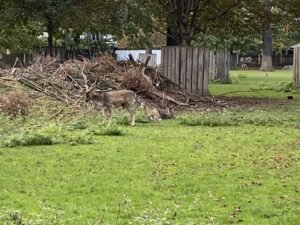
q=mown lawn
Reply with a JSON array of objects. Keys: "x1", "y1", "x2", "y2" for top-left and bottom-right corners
[
  {"x1": 209, "y1": 69, "x2": 300, "y2": 99},
  {"x1": 0, "y1": 70, "x2": 300, "y2": 225}
]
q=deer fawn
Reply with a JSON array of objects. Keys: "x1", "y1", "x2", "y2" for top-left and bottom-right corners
[
  {"x1": 88, "y1": 90, "x2": 137, "y2": 126},
  {"x1": 142, "y1": 103, "x2": 161, "y2": 122}
]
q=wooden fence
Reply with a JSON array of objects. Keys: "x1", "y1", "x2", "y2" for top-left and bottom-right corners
[
  {"x1": 293, "y1": 47, "x2": 300, "y2": 86},
  {"x1": 209, "y1": 50, "x2": 231, "y2": 82},
  {"x1": 0, "y1": 53, "x2": 32, "y2": 68},
  {"x1": 161, "y1": 47, "x2": 210, "y2": 95}
]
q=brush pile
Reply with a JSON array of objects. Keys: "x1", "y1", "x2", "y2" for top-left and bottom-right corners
[{"x1": 0, "y1": 54, "x2": 192, "y2": 114}]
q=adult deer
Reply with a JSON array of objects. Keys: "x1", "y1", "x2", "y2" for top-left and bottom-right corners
[{"x1": 87, "y1": 89, "x2": 138, "y2": 126}]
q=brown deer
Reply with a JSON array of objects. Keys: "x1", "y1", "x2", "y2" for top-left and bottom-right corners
[
  {"x1": 142, "y1": 103, "x2": 161, "y2": 122},
  {"x1": 88, "y1": 90, "x2": 138, "y2": 126}
]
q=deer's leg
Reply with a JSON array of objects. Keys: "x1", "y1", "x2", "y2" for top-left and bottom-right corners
[
  {"x1": 103, "y1": 106, "x2": 112, "y2": 123},
  {"x1": 125, "y1": 105, "x2": 135, "y2": 126}
]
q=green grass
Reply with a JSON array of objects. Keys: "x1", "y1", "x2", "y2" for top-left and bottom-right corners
[
  {"x1": 0, "y1": 105, "x2": 300, "y2": 224},
  {"x1": 209, "y1": 70, "x2": 300, "y2": 99},
  {"x1": 0, "y1": 70, "x2": 300, "y2": 224}
]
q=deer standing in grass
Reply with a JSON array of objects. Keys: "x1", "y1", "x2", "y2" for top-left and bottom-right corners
[{"x1": 88, "y1": 90, "x2": 137, "y2": 126}]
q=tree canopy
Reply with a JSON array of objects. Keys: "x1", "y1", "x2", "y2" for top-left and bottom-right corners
[{"x1": 0, "y1": 0, "x2": 300, "y2": 58}]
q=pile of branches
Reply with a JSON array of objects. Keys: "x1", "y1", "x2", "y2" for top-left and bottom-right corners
[{"x1": 0, "y1": 54, "x2": 190, "y2": 114}]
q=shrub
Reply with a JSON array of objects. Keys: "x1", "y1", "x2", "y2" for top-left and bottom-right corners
[
  {"x1": 0, "y1": 91, "x2": 32, "y2": 117},
  {"x1": 241, "y1": 111, "x2": 282, "y2": 126},
  {"x1": 250, "y1": 81, "x2": 294, "y2": 93},
  {"x1": 64, "y1": 133, "x2": 95, "y2": 145},
  {"x1": 90, "y1": 122, "x2": 127, "y2": 136},
  {"x1": 2, "y1": 131, "x2": 55, "y2": 147},
  {"x1": 209, "y1": 78, "x2": 232, "y2": 84},
  {"x1": 179, "y1": 112, "x2": 238, "y2": 127}
]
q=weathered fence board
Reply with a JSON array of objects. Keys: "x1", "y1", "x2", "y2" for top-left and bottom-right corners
[
  {"x1": 230, "y1": 53, "x2": 239, "y2": 70},
  {"x1": 186, "y1": 47, "x2": 193, "y2": 92},
  {"x1": 180, "y1": 47, "x2": 187, "y2": 90},
  {"x1": 175, "y1": 47, "x2": 180, "y2": 84},
  {"x1": 293, "y1": 47, "x2": 300, "y2": 86},
  {"x1": 162, "y1": 47, "x2": 210, "y2": 95},
  {"x1": 209, "y1": 50, "x2": 216, "y2": 80},
  {"x1": 208, "y1": 50, "x2": 230, "y2": 82},
  {"x1": 197, "y1": 48, "x2": 205, "y2": 95},
  {"x1": 215, "y1": 51, "x2": 230, "y2": 82},
  {"x1": 203, "y1": 48, "x2": 210, "y2": 94},
  {"x1": 192, "y1": 48, "x2": 199, "y2": 93}
]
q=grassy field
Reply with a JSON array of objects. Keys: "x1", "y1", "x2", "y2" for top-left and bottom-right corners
[
  {"x1": 0, "y1": 70, "x2": 300, "y2": 225},
  {"x1": 209, "y1": 70, "x2": 300, "y2": 99}
]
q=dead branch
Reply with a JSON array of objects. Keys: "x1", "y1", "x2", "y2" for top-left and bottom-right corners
[{"x1": 151, "y1": 91, "x2": 188, "y2": 106}]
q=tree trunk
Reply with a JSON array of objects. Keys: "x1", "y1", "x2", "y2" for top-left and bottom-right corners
[
  {"x1": 260, "y1": 25, "x2": 273, "y2": 71},
  {"x1": 260, "y1": 0, "x2": 273, "y2": 72},
  {"x1": 166, "y1": 27, "x2": 177, "y2": 46},
  {"x1": 47, "y1": 19, "x2": 54, "y2": 56}
]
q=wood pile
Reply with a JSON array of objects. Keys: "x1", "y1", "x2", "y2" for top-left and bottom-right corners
[{"x1": 0, "y1": 55, "x2": 191, "y2": 114}]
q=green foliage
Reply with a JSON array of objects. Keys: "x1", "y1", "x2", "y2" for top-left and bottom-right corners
[
  {"x1": 250, "y1": 81, "x2": 295, "y2": 92},
  {"x1": 209, "y1": 78, "x2": 233, "y2": 84},
  {"x1": 179, "y1": 111, "x2": 238, "y2": 127},
  {"x1": 89, "y1": 121, "x2": 127, "y2": 136},
  {"x1": 241, "y1": 111, "x2": 283, "y2": 126},
  {"x1": 179, "y1": 108, "x2": 300, "y2": 127},
  {"x1": 2, "y1": 131, "x2": 55, "y2": 147}
]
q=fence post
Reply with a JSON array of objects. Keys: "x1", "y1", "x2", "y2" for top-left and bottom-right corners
[{"x1": 293, "y1": 47, "x2": 300, "y2": 87}]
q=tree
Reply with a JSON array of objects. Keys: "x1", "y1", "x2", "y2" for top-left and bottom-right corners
[
  {"x1": 123, "y1": 0, "x2": 241, "y2": 47},
  {"x1": 260, "y1": 0, "x2": 273, "y2": 71}
]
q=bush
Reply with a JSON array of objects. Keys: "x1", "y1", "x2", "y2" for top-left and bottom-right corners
[
  {"x1": 209, "y1": 78, "x2": 232, "y2": 84},
  {"x1": 241, "y1": 111, "x2": 282, "y2": 126},
  {"x1": 250, "y1": 81, "x2": 294, "y2": 93},
  {"x1": 64, "y1": 133, "x2": 95, "y2": 145},
  {"x1": 90, "y1": 122, "x2": 127, "y2": 136},
  {"x1": 0, "y1": 91, "x2": 32, "y2": 117},
  {"x1": 179, "y1": 112, "x2": 238, "y2": 127},
  {"x1": 179, "y1": 110, "x2": 286, "y2": 127},
  {"x1": 2, "y1": 131, "x2": 55, "y2": 147}
]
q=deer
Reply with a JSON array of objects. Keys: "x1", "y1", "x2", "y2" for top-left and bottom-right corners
[
  {"x1": 87, "y1": 89, "x2": 138, "y2": 126},
  {"x1": 142, "y1": 103, "x2": 161, "y2": 122}
]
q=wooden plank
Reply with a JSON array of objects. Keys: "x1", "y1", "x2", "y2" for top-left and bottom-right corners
[
  {"x1": 191, "y1": 47, "x2": 199, "y2": 94},
  {"x1": 162, "y1": 47, "x2": 167, "y2": 78},
  {"x1": 197, "y1": 48, "x2": 204, "y2": 95},
  {"x1": 171, "y1": 47, "x2": 176, "y2": 82},
  {"x1": 226, "y1": 51, "x2": 231, "y2": 80},
  {"x1": 215, "y1": 51, "x2": 220, "y2": 80},
  {"x1": 180, "y1": 47, "x2": 187, "y2": 89},
  {"x1": 167, "y1": 47, "x2": 172, "y2": 80},
  {"x1": 294, "y1": 48, "x2": 300, "y2": 86},
  {"x1": 202, "y1": 48, "x2": 210, "y2": 95},
  {"x1": 296, "y1": 48, "x2": 299, "y2": 85},
  {"x1": 186, "y1": 47, "x2": 193, "y2": 92},
  {"x1": 209, "y1": 50, "x2": 215, "y2": 80},
  {"x1": 175, "y1": 46, "x2": 181, "y2": 84}
]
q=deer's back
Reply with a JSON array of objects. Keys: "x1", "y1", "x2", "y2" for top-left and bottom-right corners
[{"x1": 102, "y1": 90, "x2": 135, "y2": 107}]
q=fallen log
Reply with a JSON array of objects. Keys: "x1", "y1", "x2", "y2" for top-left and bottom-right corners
[{"x1": 151, "y1": 91, "x2": 188, "y2": 106}]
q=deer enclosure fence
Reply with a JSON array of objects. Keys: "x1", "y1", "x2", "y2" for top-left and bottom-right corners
[{"x1": 161, "y1": 47, "x2": 210, "y2": 95}]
